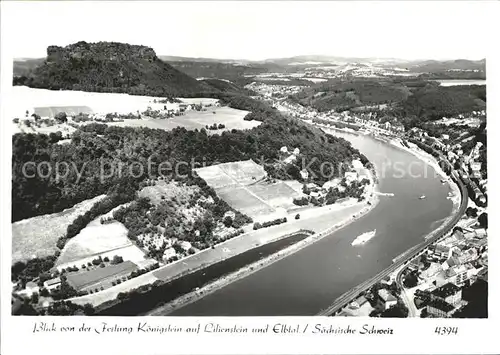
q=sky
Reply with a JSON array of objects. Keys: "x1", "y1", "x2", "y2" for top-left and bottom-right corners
[{"x1": 2, "y1": 1, "x2": 492, "y2": 61}]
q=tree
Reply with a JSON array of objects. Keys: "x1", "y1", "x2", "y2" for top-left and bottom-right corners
[
  {"x1": 39, "y1": 287, "x2": 50, "y2": 297},
  {"x1": 478, "y1": 213, "x2": 488, "y2": 229},
  {"x1": 403, "y1": 272, "x2": 418, "y2": 288},
  {"x1": 111, "y1": 255, "x2": 124, "y2": 265},
  {"x1": 295, "y1": 214, "x2": 300, "y2": 220},
  {"x1": 223, "y1": 216, "x2": 233, "y2": 228},
  {"x1": 55, "y1": 112, "x2": 68, "y2": 123},
  {"x1": 83, "y1": 303, "x2": 95, "y2": 315},
  {"x1": 381, "y1": 303, "x2": 408, "y2": 318},
  {"x1": 466, "y1": 207, "x2": 478, "y2": 218}
]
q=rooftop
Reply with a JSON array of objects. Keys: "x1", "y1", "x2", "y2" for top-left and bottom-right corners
[
  {"x1": 432, "y1": 282, "x2": 461, "y2": 299},
  {"x1": 378, "y1": 288, "x2": 397, "y2": 302}
]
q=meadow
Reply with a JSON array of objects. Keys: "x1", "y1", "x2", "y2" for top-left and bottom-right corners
[
  {"x1": 107, "y1": 106, "x2": 259, "y2": 132},
  {"x1": 12, "y1": 195, "x2": 106, "y2": 263}
]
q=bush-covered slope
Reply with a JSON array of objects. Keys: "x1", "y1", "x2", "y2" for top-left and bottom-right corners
[{"x1": 13, "y1": 41, "x2": 215, "y2": 97}]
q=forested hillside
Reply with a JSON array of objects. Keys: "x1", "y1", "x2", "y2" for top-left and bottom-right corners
[
  {"x1": 12, "y1": 110, "x2": 367, "y2": 222},
  {"x1": 12, "y1": 41, "x2": 215, "y2": 97}
]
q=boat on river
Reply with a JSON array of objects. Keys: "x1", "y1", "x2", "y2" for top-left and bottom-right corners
[
  {"x1": 419, "y1": 195, "x2": 426, "y2": 200},
  {"x1": 351, "y1": 229, "x2": 377, "y2": 246}
]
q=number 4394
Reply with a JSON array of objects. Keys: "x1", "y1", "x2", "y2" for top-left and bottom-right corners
[{"x1": 435, "y1": 327, "x2": 458, "y2": 335}]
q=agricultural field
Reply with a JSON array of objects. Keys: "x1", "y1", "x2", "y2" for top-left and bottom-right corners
[
  {"x1": 13, "y1": 120, "x2": 77, "y2": 136},
  {"x1": 193, "y1": 165, "x2": 237, "y2": 189},
  {"x1": 9, "y1": 86, "x2": 169, "y2": 118},
  {"x1": 65, "y1": 260, "x2": 139, "y2": 293},
  {"x1": 107, "y1": 106, "x2": 259, "y2": 132},
  {"x1": 196, "y1": 160, "x2": 300, "y2": 221},
  {"x1": 195, "y1": 159, "x2": 267, "y2": 187},
  {"x1": 216, "y1": 186, "x2": 276, "y2": 217},
  {"x1": 217, "y1": 160, "x2": 267, "y2": 184},
  {"x1": 11, "y1": 194, "x2": 107, "y2": 263},
  {"x1": 55, "y1": 218, "x2": 146, "y2": 268},
  {"x1": 247, "y1": 181, "x2": 300, "y2": 209}
]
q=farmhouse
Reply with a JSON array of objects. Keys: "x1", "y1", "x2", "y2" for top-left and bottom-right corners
[{"x1": 43, "y1": 277, "x2": 61, "y2": 291}]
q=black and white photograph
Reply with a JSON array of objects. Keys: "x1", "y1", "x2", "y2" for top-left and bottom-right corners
[{"x1": 1, "y1": 0, "x2": 493, "y2": 334}]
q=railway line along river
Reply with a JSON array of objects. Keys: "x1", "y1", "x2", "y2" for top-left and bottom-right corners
[{"x1": 165, "y1": 130, "x2": 455, "y2": 316}]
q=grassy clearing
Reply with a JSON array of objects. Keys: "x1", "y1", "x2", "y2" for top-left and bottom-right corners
[
  {"x1": 107, "y1": 107, "x2": 259, "y2": 132},
  {"x1": 138, "y1": 180, "x2": 200, "y2": 206},
  {"x1": 12, "y1": 195, "x2": 106, "y2": 263},
  {"x1": 195, "y1": 159, "x2": 266, "y2": 188},
  {"x1": 56, "y1": 220, "x2": 135, "y2": 266},
  {"x1": 216, "y1": 186, "x2": 275, "y2": 217},
  {"x1": 247, "y1": 181, "x2": 300, "y2": 209}
]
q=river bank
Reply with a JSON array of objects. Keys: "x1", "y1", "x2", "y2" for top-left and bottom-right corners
[
  {"x1": 386, "y1": 137, "x2": 461, "y2": 211},
  {"x1": 148, "y1": 168, "x2": 380, "y2": 315}
]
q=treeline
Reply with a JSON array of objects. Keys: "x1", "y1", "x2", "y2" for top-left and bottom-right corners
[
  {"x1": 253, "y1": 217, "x2": 287, "y2": 230},
  {"x1": 14, "y1": 298, "x2": 96, "y2": 316},
  {"x1": 292, "y1": 79, "x2": 410, "y2": 113},
  {"x1": 395, "y1": 85, "x2": 486, "y2": 123},
  {"x1": 13, "y1": 105, "x2": 366, "y2": 221},
  {"x1": 57, "y1": 183, "x2": 137, "y2": 249}
]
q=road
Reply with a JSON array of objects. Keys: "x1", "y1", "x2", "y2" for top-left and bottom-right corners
[
  {"x1": 317, "y1": 143, "x2": 468, "y2": 316},
  {"x1": 396, "y1": 266, "x2": 418, "y2": 317}
]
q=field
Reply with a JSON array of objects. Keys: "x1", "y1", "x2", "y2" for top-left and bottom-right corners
[
  {"x1": 247, "y1": 181, "x2": 300, "y2": 209},
  {"x1": 138, "y1": 180, "x2": 200, "y2": 206},
  {"x1": 216, "y1": 186, "x2": 276, "y2": 217},
  {"x1": 107, "y1": 106, "x2": 259, "y2": 132},
  {"x1": 66, "y1": 261, "x2": 139, "y2": 292},
  {"x1": 9, "y1": 86, "x2": 171, "y2": 118},
  {"x1": 11, "y1": 194, "x2": 107, "y2": 263},
  {"x1": 55, "y1": 216, "x2": 147, "y2": 269},
  {"x1": 195, "y1": 160, "x2": 301, "y2": 221},
  {"x1": 195, "y1": 159, "x2": 267, "y2": 187}
]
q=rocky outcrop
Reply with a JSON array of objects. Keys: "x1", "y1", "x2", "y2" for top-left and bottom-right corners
[{"x1": 15, "y1": 41, "x2": 216, "y2": 97}]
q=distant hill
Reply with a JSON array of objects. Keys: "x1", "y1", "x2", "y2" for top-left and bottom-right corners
[
  {"x1": 13, "y1": 41, "x2": 215, "y2": 97},
  {"x1": 165, "y1": 60, "x2": 273, "y2": 80},
  {"x1": 200, "y1": 78, "x2": 256, "y2": 95},
  {"x1": 407, "y1": 59, "x2": 486, "y2": 73}
]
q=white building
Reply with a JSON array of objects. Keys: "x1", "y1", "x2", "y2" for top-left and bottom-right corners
[
  {"x1": 180, "y1": 241, "x2": 192, "y2": 251},
  {"x1": 43, "y1": 277, "x2": 61, "y2": 292},
  {"x1": 162, "y1": 248, "x2": 176, "y2": 262},
  {"x1": 378, "y1": 289, "x2": 397, "y2": 310}
]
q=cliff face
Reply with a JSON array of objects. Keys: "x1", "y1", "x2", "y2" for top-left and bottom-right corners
[
  {"x1": 46, "y1": 41, "x2": 157, "y2": 63},
  {"x1": 15, "y1": 41, "x2": 215, "y2": 97}
]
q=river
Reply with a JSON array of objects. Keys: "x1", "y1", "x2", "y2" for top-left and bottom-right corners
[
  {"x1": 169, "y1": 131, "x2": 454, "y2": 316},
  {"x1": 433, "y1": 79, "x2": 486, "y2": 86}
]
